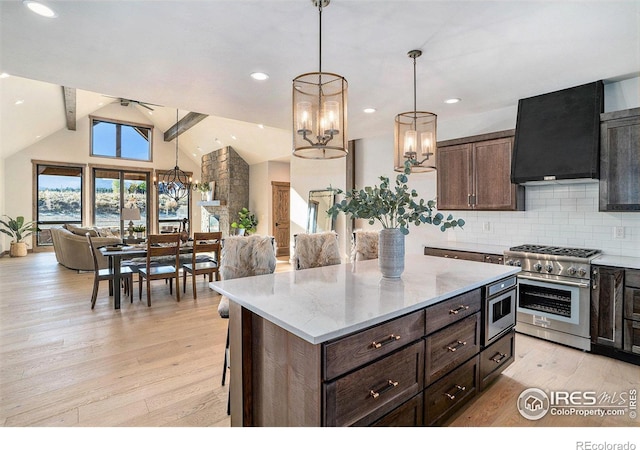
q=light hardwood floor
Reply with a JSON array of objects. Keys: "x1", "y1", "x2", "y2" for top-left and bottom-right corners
[{"x1": 1, "y1": 252, "x2": 638, "y2": 429}]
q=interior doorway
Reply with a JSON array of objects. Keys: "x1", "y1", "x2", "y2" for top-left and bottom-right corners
[{"x1": 271, "y1": 181, "x2": 290, "y2": 257}]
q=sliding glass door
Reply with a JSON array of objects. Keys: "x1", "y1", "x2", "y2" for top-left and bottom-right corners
[{"x1": 93, "y1": 168, "x2": 149, "y2": 237}]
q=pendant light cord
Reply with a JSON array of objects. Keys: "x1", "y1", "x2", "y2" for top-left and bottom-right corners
[
  {"x1": 413, "y1": 54, "x2": 417, "y2": 128},
  {"x1": 175, "y1": 109, "x2": 179, "y2": 168}
]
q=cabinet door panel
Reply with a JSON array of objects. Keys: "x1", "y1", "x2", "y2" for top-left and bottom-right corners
[
  {"x1": 437, "y1": 144, "x2": 473, "y2": 210},
  {"x1": 591, "y1": 267, "x2": 624, "y2": 348},
  {"x1": 474, "y1": 138, "x2": 518, "y2": 210},
  {"x1": 600, "y1": 110, "x2": 640, "y2": 211}
]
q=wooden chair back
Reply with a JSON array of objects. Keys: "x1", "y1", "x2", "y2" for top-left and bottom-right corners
[
  {"x1": 146, "y1": 233, "x2": 181, "y2": 266},
  {"x1": 86, "y1": 233, "x2": 101, "y2": 273},
  {"x1": 191, "y1": 232, "x2": 222, "y2": 264}
]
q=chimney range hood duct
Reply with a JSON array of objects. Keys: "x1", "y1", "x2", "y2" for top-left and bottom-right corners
[{"x1": 511, "y1": 81, "x2": 604, "y2": 185}]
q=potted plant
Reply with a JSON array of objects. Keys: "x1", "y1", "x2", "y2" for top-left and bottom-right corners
[
  {"x1": 132, "y1": 225, "x2": 146, "y2": 239},
  {"x1": 231, "y1": 207, "x2": 258, "y2": 235},
  {"x1": 198, "y1": 181, "x2": 212, "y2": 201},
  {"x1": 0, "y1": 215, "x2": 39, "y2": 257},
  {"x1": 327, "y1": 160, "x2": 465, "y2": 277}
]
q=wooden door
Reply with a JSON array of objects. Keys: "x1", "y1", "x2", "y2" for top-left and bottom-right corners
[
  {"x1": 436, "y1": 144, "x2": 473, "y2": 210},
  {"x1": 473, "y1": 137, "x2": 517, "y2": 210},
  {"x1": 272, "y1": 182, "x2": 290, "y2": 257}
]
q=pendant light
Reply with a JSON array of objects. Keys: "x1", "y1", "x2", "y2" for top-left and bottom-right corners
[
  {"x1": 292, "y1": 0, "x2": 348, "y2": 159},
  {"x1": 155, "y1": 109, "x2": 192, "y2": 202},
  {"x1": 394, "y1": 50, "x2": 437, "y2": 172}
]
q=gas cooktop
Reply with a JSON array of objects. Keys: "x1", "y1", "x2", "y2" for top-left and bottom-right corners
[{"x1": 508, "y1": 244, "x2": 601, "y2": 259}]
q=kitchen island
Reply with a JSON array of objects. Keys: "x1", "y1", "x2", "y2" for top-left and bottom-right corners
[{"x1": 210, "y1": 255, "x2": 520, "y2": 426}]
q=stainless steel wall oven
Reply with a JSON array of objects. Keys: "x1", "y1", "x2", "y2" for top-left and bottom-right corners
[{"x1": 484, "y1": 275, "x2": 517, "y2": 346}]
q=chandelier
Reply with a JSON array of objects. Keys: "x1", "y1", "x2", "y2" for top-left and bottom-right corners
[
  {"x1": 156, "y1": 109, "x2": 192, "y2": 202},
  {"x1": 292, "y1": 0, "x2": 348, "y2": 159},
  {"x1": 394, "y1": 49, "x2": 437, "y2": 173}
]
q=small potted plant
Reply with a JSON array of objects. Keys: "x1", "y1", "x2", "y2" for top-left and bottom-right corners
[
  {"x1": 132, "y1": 225, "x2": 146, "y2": 239},
  {"x1": 231, "y1": 207, "x2": 258, "y2": 235},
  {"x1": 198, "y1": 181, "x2": 212, "y2": 201},
  {"x1": 0, "y1": 215, "x2": 39, "y2": 257},
  {"x1": 327, "y1": 160, "x2": 465, "y2": 277}
]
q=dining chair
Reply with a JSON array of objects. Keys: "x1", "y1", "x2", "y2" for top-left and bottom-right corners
[
  {"x1": 350, "y1": 230, "x2": 379, "y2": 262},
  {"x1": 182, "y1": 231, "x2": 222, "y2": 299},
  {"x1": 217, "y1": 234, "x2": 277, "y2": 415},
  {"x1": 293, "y1": 231, "x2": 341, "y2": 270},
  {"x1": 138, "y1": 233, "x2": 181, "y2": 307},
  {"x1": 86, "y1": 233, "x2": 133, "y2": 309}
]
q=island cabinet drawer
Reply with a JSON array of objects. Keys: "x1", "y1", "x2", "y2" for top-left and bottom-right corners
[
  {"x1": 626, "y1": 269, "x2": 640, "y2": 288},
  {"x1": 371, "y1": 393, "x2": 424, "y2": 427},
  {"x1": 479, "y1": 328, "x2": 515, "y2": 391},
  {"x1": 324, "y1": 341, "x2": 424, "y2": 427},
  {"x1": 425, "y1": 289, "x2": 481, "y2": 335},
  {"x1": 625, "y1": 285, "x2": 640, "y2": 322},
  {"x1": 425, "y1": 312, "x2": 481, "y2": 386},
  {"x1": 323, "y1": 310, "x2": 425, "y2": 380},
  {"x1": 424, "y1": 355, "x2": 479, "y2": 426}
]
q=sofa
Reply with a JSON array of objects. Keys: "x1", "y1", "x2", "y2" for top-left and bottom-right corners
[{"x1": 51, "y1": 225, "x2": 122, "y2": 271}]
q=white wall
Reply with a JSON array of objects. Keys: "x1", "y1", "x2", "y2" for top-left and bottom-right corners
[
  {"x1": 249, "y1": 160, "x2": 290, "y2": 237},
  {"x1": 354, "y1": 76, "x2": 640, "y2": 257},
  {"x1": 1, "y1": 103, "x2": 202, "y2": 251}
]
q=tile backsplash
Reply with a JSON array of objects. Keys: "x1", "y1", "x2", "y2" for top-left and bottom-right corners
[{"x1": 446, "y1": 182, "x2": 640, "y2": 257}]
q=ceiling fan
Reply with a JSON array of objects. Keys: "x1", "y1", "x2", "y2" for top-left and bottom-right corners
[{"x1": 103, "y1": 95, "x2": 162, "y2": 111}]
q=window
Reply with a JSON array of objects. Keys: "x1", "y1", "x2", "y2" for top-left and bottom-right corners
[
  {"x1": 156, "y1": 170, "x2": 191, "y2": 233},
  {"x1": 90, "y1": 116, "x2": 152, "y2": 161},
  {"x1": 93, "y1": 168, "x2": 149, "y2": 238},
  {"x1": 35, "y1": 163, "x2": 84, "y2": 246}
]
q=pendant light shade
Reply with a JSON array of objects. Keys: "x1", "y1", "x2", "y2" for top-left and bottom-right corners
[
  {"x1": 292, "y1": 0, "x2": 348, "y2": 159},
  {"x1": 394, "y1": 50, "x2": 437, "y2": 173}
]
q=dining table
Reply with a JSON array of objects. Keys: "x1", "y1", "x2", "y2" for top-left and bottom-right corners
[{"x1": 99, "y1": 243, "x2": 194, "y2": 309}]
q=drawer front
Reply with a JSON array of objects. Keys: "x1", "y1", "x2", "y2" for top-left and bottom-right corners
[
  {"x1": 479, "y1": 328, "x2": 515, "y2": 391},
  {"x1": 626, "y1": 269, "x2": 640, "y2": 289},
  {"x1": 623, "y1": 319, "x2": 640, "y2": 355},
  {"x1": 625, "y1": 286, "x2": 640, "y2": 321},
  {"x1": 371, "y1": 393, "x2": 424, "y2": 427},
  {"x1": 483, "y1": 253, "x2": 504, "y2": 265},
  {"x1": 424, "y1": 248, "x2": 486, "y2": 262},
  {"x1": 425, "y1": 312, "x2": 481, "y2": 385},
  {"x1": 424, "y1": 355, "x2": 479, "y2": 426},
  {"x1": 324, "y1": 310, "x2": 424, "y2": 380},
  {"x1": 425, "y1": 289, "x2": 481, "y2": 335},
  {"x1": 324, "y1": 341, "x2": 424, "y2": 427}
]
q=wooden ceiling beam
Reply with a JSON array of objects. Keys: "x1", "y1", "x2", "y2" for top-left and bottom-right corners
[
  {"x1": 62, "y1": 86, "x2": 76, "y2": 131},
  {"x1": 164, "y1": 112, "x2": 208, "y2": 141}
]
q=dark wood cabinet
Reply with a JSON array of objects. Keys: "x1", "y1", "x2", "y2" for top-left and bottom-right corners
[
  {"x1": 591, "y1": 266, "x2": 624, "y2": 348},
  {"x1": 624, "y1": 269, "x2": 640, "y2": 355},
  {"x1": 437, "y1": 130, "x2": 524, "y2": 211},
  {"x1": 479, "y1": 329, "x2": 515, "y2": 391},
  {"x1": 599, "y1": 108, "x2": 640, "y2": 211}
]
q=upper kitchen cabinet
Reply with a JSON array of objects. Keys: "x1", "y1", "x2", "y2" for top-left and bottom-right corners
[
  {"x1": 599, "y1": 108, "x2": 640, "y2": 212},
  {"x1": 437, "y1": 130, "x2": 524, "y2": 211}
]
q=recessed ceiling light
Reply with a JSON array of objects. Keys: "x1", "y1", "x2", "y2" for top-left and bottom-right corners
[
  {"x1": 23, "y1": 1, "x2": 58, "y2": 18},
  {"x1": 250, "y1": 72, "x2": 269, "y2": 81},
  {"x1": 257, "y1": 124, "x2": 264, "y2": 129},
  {"x1": 0, "y1": 73, "x2": 10, "y2": 79},
  {"x1": 15, "y1": 99, "x2": 24, "y2": 105},
  {"x1": 363, "y1": 108, "x2": 376, "y2": 114},
  {"x1": 231, "y1": 135, "x2": 237, "y2": 140},
  {"x1": 444, "y1": 98, "x2": 461, "y2": 104}
]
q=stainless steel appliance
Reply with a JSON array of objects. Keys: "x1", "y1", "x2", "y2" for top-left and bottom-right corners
[
  {"x1": 504, "y1": 244, "x2": 601, "y2": 351},
  {"x1": 484, "y1": 275, "x2": 517, "y2": 346}
]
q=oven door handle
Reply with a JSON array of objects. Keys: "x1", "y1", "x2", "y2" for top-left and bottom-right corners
[{"x1": 517, "y1": 274, "x2": 589, "y2": 289}]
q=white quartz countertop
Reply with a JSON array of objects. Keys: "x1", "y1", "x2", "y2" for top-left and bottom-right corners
[
  {"x1": 593, "y1": 254, "x2": 640, "y2": 270},
  {"x1": 423, "y1": 242, "x2": 508, "y2": 255},
  {"x1": 209, "y1": 255, "x2": 520, "y2": 345}
]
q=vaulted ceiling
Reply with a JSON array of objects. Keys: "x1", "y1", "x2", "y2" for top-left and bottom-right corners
[{"x1": 1, "y1": 0, "x2": 638, "y2": 166}]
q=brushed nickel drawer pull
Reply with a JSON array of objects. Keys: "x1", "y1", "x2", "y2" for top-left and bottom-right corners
[
  {"x1": 449, "y1": 305, "x2": 469, "y2": 315},
  {"x1": 444, "y1": 384, "x2": 467, "y2": 400},
  {"x1": 447, "y1": 340, "x2": 467, "y2": 352},
  {"x1": 369, "y1": 380, "x2": 399, "y2": 399},
  {"x1": 491, "y1": 352, "x2": 507, "y2": 363},
  {"x1": 371, "y1": 334, "x2": 401, "y2": 349}
]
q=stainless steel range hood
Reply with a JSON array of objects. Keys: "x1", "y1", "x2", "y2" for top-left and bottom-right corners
[{"x1": 511, "y1": 81, "x2": 604, "y2": 185}]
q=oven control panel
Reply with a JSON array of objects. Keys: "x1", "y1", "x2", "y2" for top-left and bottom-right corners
[{"x1": 504, "y1": 257, "x2": 590, "y2": 279}]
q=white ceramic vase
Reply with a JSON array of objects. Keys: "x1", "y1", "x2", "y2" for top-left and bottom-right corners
[{"x1": 378, "y1": 228, "x2": 405, "y2": 278}]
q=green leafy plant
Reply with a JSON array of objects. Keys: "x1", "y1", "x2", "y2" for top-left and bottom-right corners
[
  {"x1": 132, "y1": 225, "x2": 146, "y2": 233},
  {"x1": 0, "y1": 215, "x2": 39, "y2": 243},
  {"x1": 231, "y1": 207, "x2": 258, "y2": 235},
  {"x1": 197, "y1": 181, "x2": 211, "y2": 193},
  {"x1": 327, "y1": 160, "x2": 465, "y2": 235}
]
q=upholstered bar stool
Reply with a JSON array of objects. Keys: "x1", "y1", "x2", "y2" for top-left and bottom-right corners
[
  {"x1": 292, "y1": 231, "x2": 341, "y2": 270},
  {"x1": 350, "y1": 230, "x2": 379, "y2": 263}
]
